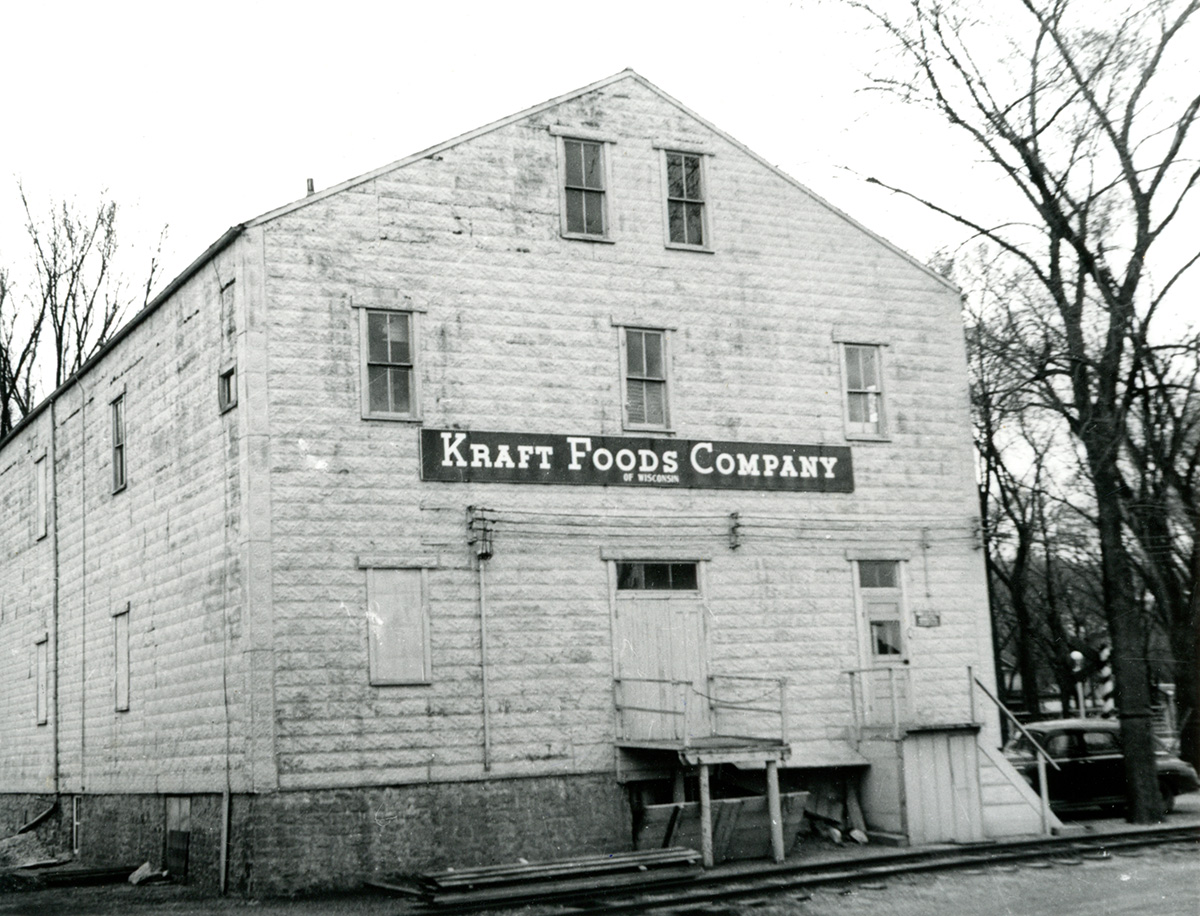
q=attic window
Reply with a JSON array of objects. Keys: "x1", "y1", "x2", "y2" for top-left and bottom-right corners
[
  {"x1": 662, "y1": 150, "x2": 710, "y2": 249},
  {"x1": 558, "y1": 137, "x2": 612, "y2": 241}
]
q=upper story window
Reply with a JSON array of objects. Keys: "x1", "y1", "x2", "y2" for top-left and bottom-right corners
[
  {"x1": 665, "y1": 151, "x2": 707, "y2": 247},
  {"x1": 841, "y1": 343, "x2": 887, "y2": 439},
  {"x1": 35, "y1": 455, "x2": 48, "y2": 540},
  {"x1": 217, "y1": 361, "x2": 237, "y2": 413},
  {"x1": 361, "y1": 308, "x2": 419, "y2": 420},
  {"x1": 621, "y1": 326, "x2": 671, "y2": 430},
  {"x1": 560, "y1": 137, "x2": 610, "y2": 240},
  {"x1": 111, "y1": 394, "x2": 126, "y2": 493}
]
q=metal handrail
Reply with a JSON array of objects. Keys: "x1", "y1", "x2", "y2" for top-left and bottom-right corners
[
  {"x1": 971, "y1": 675, "x2": 1060, "y2": 772},
  {"x1": 969, "y1": 669, "x2": 1060, "y2": 836}
]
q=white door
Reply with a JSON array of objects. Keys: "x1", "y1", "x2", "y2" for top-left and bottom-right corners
[
  {"x1": 613, "y1": 563, "x2": 708, "y2": 742},
  {"x1": 855, "y1": 561, "x2": 910, "y2": 725}
]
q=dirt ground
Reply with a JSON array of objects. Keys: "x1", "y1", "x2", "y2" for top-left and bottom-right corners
[
  {"x1": 1, "y1": 841, "x2": 1196, "y2": 916},
  {"x1": 2, "y1": 797, "x2": 1197, "y2": 916}
]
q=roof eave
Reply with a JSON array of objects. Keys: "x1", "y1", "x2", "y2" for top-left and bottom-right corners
[{"x1": 0, "y1": 224, "x2": 245, "y2": 452}]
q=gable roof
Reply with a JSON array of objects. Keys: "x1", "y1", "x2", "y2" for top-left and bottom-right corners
[
  {"x1": 247, "y1": 69, "x2": 957, "y2": 294},
  {"x1": 2, "y1": 69, "x2": 955, "y2": 451}
]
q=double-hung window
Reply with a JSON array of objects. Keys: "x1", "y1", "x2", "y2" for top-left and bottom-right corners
[
  {"x1": 361, "y1": 308, "x2": 418, "y2": 420},
  {"x1": 622, "y1": 327, "x2": 670, "y2": 429},
  {"x1": 842, "y1": 343, "x2": 887, "y2": 438},
  {"x1": 561, "y1": 138, "x2": 608, "y2": 239},
  {"x1": 665, "y1": 151, "x2": 707, "y2": 247}
]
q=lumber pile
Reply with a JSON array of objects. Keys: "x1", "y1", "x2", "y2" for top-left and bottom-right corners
[{"x1": 369, "y1": 847, "x2": 702, "y2": 907}]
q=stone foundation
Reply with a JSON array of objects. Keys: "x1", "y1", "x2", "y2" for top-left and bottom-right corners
[{"x1": 1, "y1": 773, "x2": 629, "y2": 895}]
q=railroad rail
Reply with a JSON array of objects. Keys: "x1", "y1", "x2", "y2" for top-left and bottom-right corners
[{"x1": 409, "y1": 824, "x2": 1200, "y2": 914}]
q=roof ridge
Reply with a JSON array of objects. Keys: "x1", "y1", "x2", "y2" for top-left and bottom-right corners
[{"x1": 246, "y1": 69, "x2": 643, "y2": 228}]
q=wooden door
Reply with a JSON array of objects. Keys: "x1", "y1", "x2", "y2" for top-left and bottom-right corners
[
  {"x1": 614, "y1": 594, "x2": 708, "y2": 742},
  {"x1": 862, "y1": 595, "x2": 910, "y2": 725}
]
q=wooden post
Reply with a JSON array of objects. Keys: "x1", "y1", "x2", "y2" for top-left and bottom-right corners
[
  {"x1": 889, "y1": 668, "x2": 900, "y2": 739},
  {"x1": 1036, "y1": 753, "x2": 1051, "y2": 836},
  {"x1": 848, "y1": 672, "x2": 860, "y2": 741},
  {"x1": 698, "y1": 763, "x2": 713, "y2": 868},
  {"x1": 766, "y1": 759, "x2": 784, "y2": 863},
  {"x1": 967, "y1": 665, "x2": 976, "y2": 723},
  {"x1": 673, "y1": 769, "x2": 686, "y2": 804},
  {"x1": 778, "y1": 678, "x2": 789, "y2": 746}
]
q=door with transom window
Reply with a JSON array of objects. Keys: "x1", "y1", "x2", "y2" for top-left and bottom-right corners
[
  {"x1": 612, "y1": 560, "x2": 709, "y2": 742},
  {"x1": 855, "y1": 559, "x2": 910, "y2": 724}
]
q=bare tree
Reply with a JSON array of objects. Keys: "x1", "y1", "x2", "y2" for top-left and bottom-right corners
[
  {"x1": 853, "y1": 0, "x2": 1200, "y2": 821},
  {"x1": 0, "y1": 186, "x2": 165, "y2": 438},
  {"x1": 1123, "y1": 339, "x2": 1200, "y2": 766},
  {"x1": 0, "y1": 267, "x2": 44, "y2": 436}
]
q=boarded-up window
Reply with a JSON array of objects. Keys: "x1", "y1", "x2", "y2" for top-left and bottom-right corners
[
  {"x1": 114, "y1": 606, "x2": 130, "y2": 711},
  {"x1": 366, "y1": 569, "x2": 430, "y2": 684},
  {"x1": 36, "y1": 637, "x2": 48, "y2": 725},
  {"x1": 111, "y1": 395, "x2": 126, "y2": 492},
  {"x1": 35, "y1": 455, "x2": 48, "y2": 540}
]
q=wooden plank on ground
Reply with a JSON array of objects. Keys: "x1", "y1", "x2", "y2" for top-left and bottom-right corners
[
  {"x1": 422, "y1": 848, "x2": 701, "y2": 890},
  {"x1": 423, "y1": 863, "x2": 703, "y2": 907}
]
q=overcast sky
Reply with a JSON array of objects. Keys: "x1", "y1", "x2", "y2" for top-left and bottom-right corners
[{"x1": 1, "y1": 0, "x2": 1194, "y2": 327}]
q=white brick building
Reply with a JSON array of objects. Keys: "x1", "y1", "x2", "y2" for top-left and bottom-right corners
[{"x1": 0, "y1": 71, "x2": 1036, "y2": 893}]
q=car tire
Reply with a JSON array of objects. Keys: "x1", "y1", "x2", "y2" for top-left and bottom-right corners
[{"x1": 1159, "y1": 781, "x2": 1176, "y2": 814}]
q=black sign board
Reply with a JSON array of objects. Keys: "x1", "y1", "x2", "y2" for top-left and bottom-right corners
[{"x1": 420, "y1": 429, "x2": 853, "y2": 492}]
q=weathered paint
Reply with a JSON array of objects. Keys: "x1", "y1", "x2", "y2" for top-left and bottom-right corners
[{"x1": 0, "y1": 72, "x2": 997, "y2": 891}]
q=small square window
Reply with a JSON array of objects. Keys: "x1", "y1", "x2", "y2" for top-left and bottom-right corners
[
  {"x1": 870, "y1": 620, "x2": 903, "y2": 656},
  {"x1": 621, "y1": 327, "x2": 670, "y2": 430},
  {"x1": 664, "y1": 151, "x2": 707, "y2": 247},
  {"x1": 217, "y1": 363, "x2": 237, "y2": 413},
  {"x1": 858, "y1": 560, "x2": 898, "y2": 589},
  {"x1": 360, "y1": 309, "x2": 419, "y2": 420}
]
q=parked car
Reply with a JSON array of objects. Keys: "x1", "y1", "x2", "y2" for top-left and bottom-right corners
[{"x1": 1003, "y1": 718, "x2": 1199, "y2": 813}]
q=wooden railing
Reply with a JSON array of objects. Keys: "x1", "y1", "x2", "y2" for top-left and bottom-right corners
[
  {"x1": 613, "y1": 675, "x2": 788, "y2": 744},
  {"x1": 844, "y1": 666, "x2": 911, "y2": 739},
  {"x1": 706, "y1": 674, "x2": 789, "y2": 745},
  {"x1": 613, "y1": 677, "x2": 691, "y2": 741}
]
